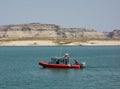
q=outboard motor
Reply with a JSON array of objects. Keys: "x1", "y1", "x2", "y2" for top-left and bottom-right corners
[{"x1": 80, "y1": 62, "x2": 86, "y2": 68}]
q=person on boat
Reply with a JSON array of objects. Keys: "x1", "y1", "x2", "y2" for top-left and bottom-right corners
[
  {"x1": 56, "y1": 59, "x2": 60, "y2": 64},
  {"x1": 74, "y1": 60, "x2": 79, "y2": 65},
  {"x1": 63, "y1": 53, "x2": 70, "y2": 64}
]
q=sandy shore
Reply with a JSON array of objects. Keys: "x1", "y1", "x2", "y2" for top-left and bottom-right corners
[
  {"x1": 0, "y1": 40, "x2": 57, "y2": 46},
  {"x1": 0, "y1": 40, "x2": 120, "y2": 46},
  {"x1": 67, "y1": 40, "x2": 120, "y2": 46}
]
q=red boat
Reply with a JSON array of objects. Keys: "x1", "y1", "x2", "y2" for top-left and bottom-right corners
[{"x1": 39, "y1": 53, "x2": 86, "y2": 69}]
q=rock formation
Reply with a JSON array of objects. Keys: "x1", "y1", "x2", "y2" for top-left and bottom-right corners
[
  {"x1": 108, "y1": 30, "x2": 120, "y2": 38},
  {"x1": 0, "y1": 23, "x2": 119, "y2": 39}
]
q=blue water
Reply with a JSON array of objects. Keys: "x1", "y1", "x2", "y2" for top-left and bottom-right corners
[{"x1": 0, "y1": 46, "x2": 120, "y2": 89}]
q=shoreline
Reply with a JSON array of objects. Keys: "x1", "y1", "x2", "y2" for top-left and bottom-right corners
[{"x1": 0, "y1": 40, "x2": 120, "y2": 46}]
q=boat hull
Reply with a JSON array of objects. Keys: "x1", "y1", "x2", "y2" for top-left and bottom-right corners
[{"x1": 39, "y1": 61, "x2": 81, "y2": 69}]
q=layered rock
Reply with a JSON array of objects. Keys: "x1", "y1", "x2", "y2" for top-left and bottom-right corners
[
  {"x1": 0, "y1": 23, "x2": 119, "y2": 39},
  {"x1": 108, "y1": 30, "x2": 120, "y2": 38},
  {"x1": 60, "y1": 28, "x2": 106, "y2": 38},
  {"x1": 0, "y1": 23, "x2": 60, "y2": 38}
]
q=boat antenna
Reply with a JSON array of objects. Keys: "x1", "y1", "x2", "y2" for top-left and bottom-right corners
[{"x1": 59, "y1": 45, "x2": 62, "y2": 56}]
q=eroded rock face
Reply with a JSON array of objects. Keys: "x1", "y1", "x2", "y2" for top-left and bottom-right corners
[
  {"x1": 0, "y1": 23, "x2": 119, "y2": 39},
  {"x1": 108, "y1": 30, "x2": 120, "y2": 38},
  {"x1": 0, "y1": 23, "x2": 60, "y2": 38}
]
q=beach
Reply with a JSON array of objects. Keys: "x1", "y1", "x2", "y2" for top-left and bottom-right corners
[{"x1": 0, "y1": 40, "x2": 120, "y2": 46}]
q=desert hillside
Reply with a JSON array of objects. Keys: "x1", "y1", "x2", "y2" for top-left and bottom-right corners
[{"x1": 0, "y1": 23, "x2": 120, "y2": 39}]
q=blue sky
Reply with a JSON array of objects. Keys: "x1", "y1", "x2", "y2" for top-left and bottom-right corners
[{"x1": 0, "y1": 0, "x2": 120, "y2": 31}]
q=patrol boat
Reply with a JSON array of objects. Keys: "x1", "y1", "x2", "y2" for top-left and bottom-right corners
[{"x1": 39, "y1": 53, "x2": 86, "y2": 69}]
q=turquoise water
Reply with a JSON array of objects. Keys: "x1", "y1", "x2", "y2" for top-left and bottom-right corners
[{"x1": 0, "y1": 46, "x2": 120, "y2": 89}]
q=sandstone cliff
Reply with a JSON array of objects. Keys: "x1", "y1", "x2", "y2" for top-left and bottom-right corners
[
  {"x1": 108, "y1": 30, "x2": 120, "y2": 38},
  {"x1": 0, "y1": 23, "x2": 60, "y2": 38},
  {"x1": 0, "y1": 23, "x2": 119, "y2": 39}
]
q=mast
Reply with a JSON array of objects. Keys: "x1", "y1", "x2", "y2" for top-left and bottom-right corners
[{"x1": 59, "y1": 45, "x2": 62, "y2": 57}]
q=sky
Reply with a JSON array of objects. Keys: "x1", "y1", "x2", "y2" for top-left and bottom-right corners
[{"x1": 0, "y1": 0, "x2": 120, "y2": 32}]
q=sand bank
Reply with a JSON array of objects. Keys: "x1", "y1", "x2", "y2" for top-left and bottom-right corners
[
  {"x1": 66, "y1": 40, "x2": 120, "y2": 46},
  {"x1": 0, "y1": 40, "x2": 120, "y2": 46},
  {"x1": 0, "y1": 40, "x2": 57, "y2": 46}
]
